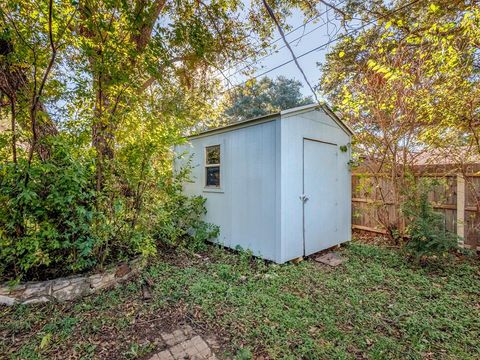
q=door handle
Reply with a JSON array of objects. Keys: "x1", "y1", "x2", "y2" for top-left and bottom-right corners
[{"x1": 299, "y1": 194, "x2": 309, "y2": 202}]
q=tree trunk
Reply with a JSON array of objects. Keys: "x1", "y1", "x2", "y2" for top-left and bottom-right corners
[
  {"x1": 0, "y1": 39, "x2": 58, "y2": 160},
  {"x1": 10, "y1": 99, "x2": 17, "y2": 164},
  {"x1": 79, "y1": 0, "x2": 168, "y2": 191},
  {"x1": 91, "y1": 72, "x2": 116, "y2": 191}
]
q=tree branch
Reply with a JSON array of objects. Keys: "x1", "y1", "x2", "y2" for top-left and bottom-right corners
[
  {"x1": 137, "y1": 55, "x2": 187, "y2": 94},
  {"x1": 27, "y1": 0, "x2": 58, "y2": 166},
  {"x1": 132, "y1": 0, "x2": 167, "y2": 52}
]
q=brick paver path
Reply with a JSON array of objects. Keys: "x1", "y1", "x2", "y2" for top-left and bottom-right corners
[{"x1": 149, "y1": 325, "x2": 217, "y2": 360}]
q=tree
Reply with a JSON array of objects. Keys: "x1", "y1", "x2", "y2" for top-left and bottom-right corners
[
  {"x1": 320, "y1": 0, "x2": 479, "y2": 240},
  {"x1": 224, "y1": 76, "x2": 313, "y2": 121},
  {"x1": 0, "y1": 0, "x2": 322, "y2": 187},
  {"x1": 0, "y1": 0, "x2": 328, "y2": 280}
]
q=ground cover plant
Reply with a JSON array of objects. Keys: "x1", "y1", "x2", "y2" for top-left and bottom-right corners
[{"x1": 1, "y1": 241, "x2": 479, "y2": 359}]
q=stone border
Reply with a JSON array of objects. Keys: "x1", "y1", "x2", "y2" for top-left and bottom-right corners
[{"x1": 0, "y1": 258, "x2": 143, "y2": 306}]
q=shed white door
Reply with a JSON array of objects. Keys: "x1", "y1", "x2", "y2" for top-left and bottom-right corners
[{"x1": 303, "y1": 139, "x2": 338, "y2": 255}]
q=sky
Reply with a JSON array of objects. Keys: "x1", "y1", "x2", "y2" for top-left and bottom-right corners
[{"x1": 222, "y1": 4, "x2": 345, "y2": 98}]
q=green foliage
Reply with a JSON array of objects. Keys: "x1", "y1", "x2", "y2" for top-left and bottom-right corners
[
  {"x1": 0, "y1": 135, "x2": 217, "y2": 281},
  {"x1": 224, "y1": 76, "x2": 313, "y2": 121},
  {"x1": 0, "y1": 0, "x2": 334, "y2": 283},
  {"x1": 321, "y1": 0, "x2": 480, "y2": 237},
  {"x1": 402, "y1": 179, "x2": 458, "y2": 259},
  {"x1": 153, "y1": 169, "x2": 219, "y2": 252},
  {"x1": 2, "y1": 243, "x2": 479, "y2": 358},
  {"x1": 0, "y1": 136, "x2": 97, "y2": 280},
  {"x1": 235, "y1": 348, "x2": 253, "y2": 360}
]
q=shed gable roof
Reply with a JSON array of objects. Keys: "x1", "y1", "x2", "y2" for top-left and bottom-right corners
[{"x1": 188, "y1": 103, "x2": 353, "y2": 139}]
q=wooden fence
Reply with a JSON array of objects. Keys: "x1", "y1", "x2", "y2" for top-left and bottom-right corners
[{"x1": 351, "y1": 173, "x2": 480, "y2": 249}]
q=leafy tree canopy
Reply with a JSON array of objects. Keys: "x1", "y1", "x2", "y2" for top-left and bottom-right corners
[
  {"x1": 0, "y1": 0, "x2": 324, "y2": 281},
  {"x1": 321, "y1": 0, "x2": 479, "y2": 162},
  {"x1": 224, "y1": 76, "x2": 313, "y2": 121},
  {"x1": 320, "y1": 0, "x2": 479, "y2": 239}
]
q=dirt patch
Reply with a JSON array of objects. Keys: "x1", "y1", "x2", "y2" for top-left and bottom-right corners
[
  {"x1": 1, "y1": 277, "x2": 230, "y2": 359},
  {"x1": 353, "y1": 229, "x2": 396, "y2": 247}
]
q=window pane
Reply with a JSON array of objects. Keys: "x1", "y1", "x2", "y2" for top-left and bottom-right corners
[
  {"x1": 206, "y1": 145, "x2": 220, "y2": 165},
  {"x1": 206, "y1": 166, "x2": 220, "y2": 187}
]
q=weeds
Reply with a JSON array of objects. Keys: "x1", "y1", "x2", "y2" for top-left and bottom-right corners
[{"x1": 1, "y1": 242, "x2": 479, "y2": 359}]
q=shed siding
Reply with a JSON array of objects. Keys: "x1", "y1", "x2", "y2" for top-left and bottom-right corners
[
  {"x1": 176, "y1": 119, "x2": 280, "y2": 261},
  {"x1": 280, "y1": 108, "x2": 352, "y2": 262}
]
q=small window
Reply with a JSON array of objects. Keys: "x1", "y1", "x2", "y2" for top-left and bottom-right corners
[{"x1": 205, "y1": 145, "x2": 220, "y2": 187}]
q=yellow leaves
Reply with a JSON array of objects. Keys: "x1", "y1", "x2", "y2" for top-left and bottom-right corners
[
  {"x1": 367, "y1": 59, "x2": 377, "y2": 68},
  {"x1": 245, "y1": 78, "x2": 256, "y2": 88},
  {"x1": 406, "y1": 35, "x2": 420, "y2": 45},
  {"x1": 339, "y1": 51, "x2": 345, "y2": 58},
  {"x1": 367, "y1": 59, "x2": 399, "y2": 82},
  {"x1": 384, "y1": 72, "x2": 398, "y2": 81},
  {"x1": 429, "y1": 3, "x2": 440, "y2": 13},
  {"x1": 40, "y1": 333, "x2": 52, "y2": 350},
  {"x1": 385, "y1": 20, "x2": 392, "y2": 30}
]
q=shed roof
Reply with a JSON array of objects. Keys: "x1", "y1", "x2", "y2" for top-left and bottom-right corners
[{"x1": 188, "y1": 103, "x2": 353, "y2": 139}]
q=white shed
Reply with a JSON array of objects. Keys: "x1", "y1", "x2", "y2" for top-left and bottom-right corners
[{"x1": 175, "y1": 104, "x2": 353, "y2": 263}]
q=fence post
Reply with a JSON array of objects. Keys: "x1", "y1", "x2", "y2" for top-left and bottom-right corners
[{"x1": 456, "y1": 173, "x2": 465, "y2": 247}]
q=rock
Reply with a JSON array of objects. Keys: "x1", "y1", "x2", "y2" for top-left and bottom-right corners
[
  {"x1": 314, "y1": 252, "x2": 344, "y2": 267},
  {"x1": 88, "y1": 273, "x2": 104, "y2": 287},
  {"x1": 22, "y1": 282, "x2": 51, "y2": 299},
  {"x1": 0, "y1": 295, "x2": 16, "y2": 306},
  {"x1": 52, "y1": 279, "x2": 90, "y2": 301},
  {"x1": 142, "y1": 284, "x2": 152, "y2": 300},
  {"x1": 0, "y1": 287, "x2": 11, "y2": 296},
  {"x1": 52, "y1": 279, "x2": 72, "y2": 291},
  {"x1": 22, "y1": 296, "x2": 52, "y2": 304},
  {"x1": 0, "y1": 257, "x2": 142, "y2": 306},
  {"x1": 90, "y1": 273, "x2": 115, "y2": 290}
]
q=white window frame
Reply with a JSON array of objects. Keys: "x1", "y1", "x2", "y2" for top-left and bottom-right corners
[{"x1": 205, "y1": 144, "x2": 221, "y2": 189}]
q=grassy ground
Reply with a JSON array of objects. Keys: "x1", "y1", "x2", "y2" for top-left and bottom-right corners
[{"x1": 1, "y1": 242, "x2": 479, "y2": 359}]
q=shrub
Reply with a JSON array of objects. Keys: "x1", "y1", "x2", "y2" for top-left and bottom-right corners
[
  {"x1": 0, "y1": 138, "x2": 98, "y2": 281},
  {"x1": 0, "y1": 138, "x2": 217, "y2": 282},
  {"x1": 153, "y1": 168, "x2": 219, "y2": 252},
  {"x1": 401, "y1": 179, "x2": 458, "y2": 260}
]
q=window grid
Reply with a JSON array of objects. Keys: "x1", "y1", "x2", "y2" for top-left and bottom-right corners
[{"x1": 205, "y1": 145, "x2": 221, "y2": 187}]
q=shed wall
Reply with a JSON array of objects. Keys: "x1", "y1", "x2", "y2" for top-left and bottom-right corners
[
  {"x1": 175, "y1": 119, "x2": 280, "y2": 261},
  {"x1": 280, "y1": 108, "x2": 352, "y2": 262}
]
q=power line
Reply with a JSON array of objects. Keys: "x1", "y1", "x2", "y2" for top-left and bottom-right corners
[
  {"x1": 228, "y1": 6, "x2": 345, "y2": 79},
  {"x1": 262, "y1": 0, "x2": 319, "y2": 102},
  {"x1": 221, "y1": 1, "x2": 346, "y2": 75},
  {"x1": 222, "y1": 0, "x2": 422, "y2": 94}
]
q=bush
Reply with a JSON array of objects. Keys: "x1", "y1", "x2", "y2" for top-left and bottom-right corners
[
  {"x1": 401, "y1": 179, "x2": 458, "y2": 260},
  {"x1": 0, "y1": 138, "x2": 98, "y2": 281},
  {"x1": 153, "y1": 168, "x2": 219, "y2": 252},
  {"x1": 0, "y1": 138, "x2": 218, "y2": 282}
]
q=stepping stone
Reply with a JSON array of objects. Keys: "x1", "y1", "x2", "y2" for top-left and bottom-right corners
[
  {"x1": 314, "y1": 252, "x2": 344, "y2": 267},
  {"x1": 152, "y1": 326, "x2": 217, "y2": 360}
]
